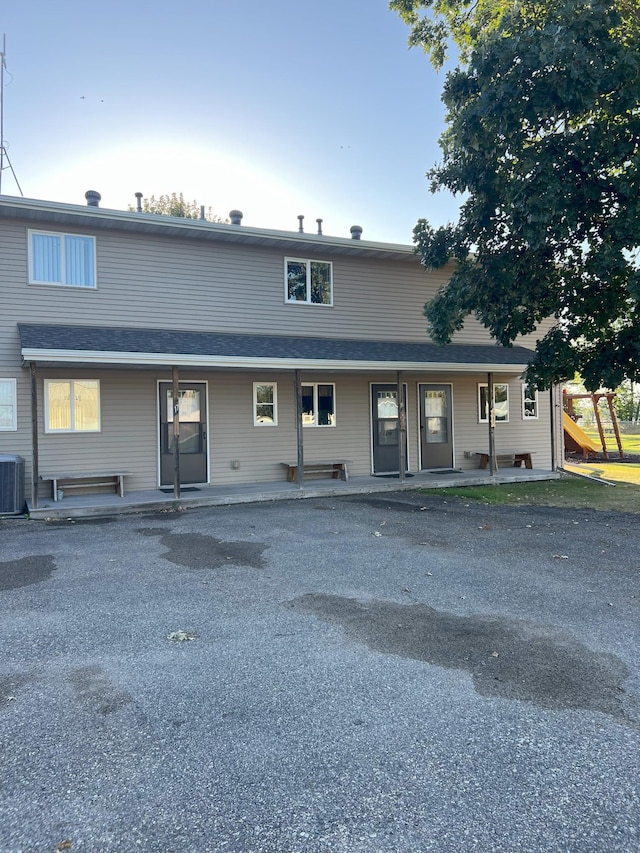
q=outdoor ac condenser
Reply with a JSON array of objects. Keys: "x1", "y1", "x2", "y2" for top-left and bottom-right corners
[{"x1": 0, "y1": 454, "x2": 25, "y2": 515}]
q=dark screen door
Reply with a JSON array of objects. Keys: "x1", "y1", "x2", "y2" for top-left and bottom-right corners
[
  {"x1": 371, "y1": 384, "x2": 407, "y2": 474},
  {"x1": 159, "y1": 382, "x2": 208, "y2": 486},
  {"x1": 419, "y1": 384, "x2": 453, "y2": 469}
]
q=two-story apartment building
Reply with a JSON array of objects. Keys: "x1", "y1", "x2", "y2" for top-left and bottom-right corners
[{"x1": 0, "y1": 192, "x2": 559, "y2": 508}]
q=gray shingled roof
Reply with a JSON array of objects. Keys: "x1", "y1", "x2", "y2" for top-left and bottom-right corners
[{"x1": 18, "y1": 323, "x2": 535, "y2": 370}]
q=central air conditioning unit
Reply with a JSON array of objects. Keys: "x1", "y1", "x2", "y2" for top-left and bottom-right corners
[{"x1": 0, "y1": 454, "x2": 26, "y2": 515}]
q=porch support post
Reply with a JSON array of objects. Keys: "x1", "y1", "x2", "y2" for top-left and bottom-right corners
[
  {"x1": 397, "y1": 371, "x2": 406, "y2": 483},
  {"x1": 294, "y1": 369, "x2": 304, "y2": 488},
  {"x1": 172, "y1": 365, "x2": 181, "y2": 499},
  {"x1": 487, "y1": 372, "x2": 497, "y2": 476},
  {"x1": 30, "y1": 362, "x2": 39, "y2": 509}
]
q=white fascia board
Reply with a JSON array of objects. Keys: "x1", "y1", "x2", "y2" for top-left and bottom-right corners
[{"x1": 21, "y1": 348, "x2": 529, "y2": 373}]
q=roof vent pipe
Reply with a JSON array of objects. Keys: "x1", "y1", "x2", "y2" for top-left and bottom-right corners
[
  {"x1": 229, "y1": 210, "x2": 243, "y2": 225},
  {"x1": 350, "y1": 225, "x2": 363, "y2": 240},
  {"x1": 85, "y1": 190, "x2": 101, "y2": 208},
  {"x1": 134, "y1": 192, "x2": 143, "y2": 213},
  {"x1": 297, "y1": 215, "x2": 304, "y2": 233},
  {"x1": 199, "y1": 205, "x2": 206, "y2": 221},
  {"x1": 316, "y1": 218, "x2": 323, "y2": 236}
]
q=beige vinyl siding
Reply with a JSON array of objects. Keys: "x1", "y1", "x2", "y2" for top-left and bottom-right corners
[
  {"x1": 0, "y1": 215, "x2": 557, "y2": 497},
  {"x1": 34, "y1": 369, "x2": 158, "y2": 497},
  {"x1": 22, "y1": 367, "x2": 554, "y2": 499},
  {"x1": 0, "y1": 320, "x2": 34, "y2": 488},
  {"x1": 209, "y1": 373, "x2": 375, "y2": 484},
  {"x1": 453, "y1": 314, "x2": 557, "y2": 348},
  {"x1": 2, "y1": 219, "x2": 554, "y2": 351},
  {"x1": 444, "y1": 374, "x2": 552, "y2": 470},
  {"x1": 2, "y1": 220, "x2": 464, "y2": 344}
]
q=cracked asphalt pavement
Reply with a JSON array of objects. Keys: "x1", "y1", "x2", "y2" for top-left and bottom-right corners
[{"x1": 1, "y1": 492, "x2": 639, "y2": 852}]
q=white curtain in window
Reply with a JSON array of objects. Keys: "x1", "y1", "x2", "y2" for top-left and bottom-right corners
[
  {"x1": 65, "y1": 236, "x2": 95, "y2": 287},
  {"x1": 32, "y1": 234, "x2": 61, "y2": 282}
]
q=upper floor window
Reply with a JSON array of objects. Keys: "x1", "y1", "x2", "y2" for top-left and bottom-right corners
[
  {"x1": 29, "y1": 230, "x2": 96, "y2": 288},
  {"x1": 302, "y1": 383, "x2": 335, "y2": 426},
  {"x1": 478, "y1": 383, "x2": 509, "y2": 423},
  {"x1": 522, "y1": 383, "x2": 539, "y2": 419},
  {"x1": 44, "y1": 379, "x2": 100, "y2": 432},
  {"x1": 285, "y1": 258, "x2": 332, "y2": 305},
  {"x1": 253, "y1": 383, "x2": 278, "y2": 426},
  {"x1": 0, "y1": 379, "x2": 17, "y2": 431}
]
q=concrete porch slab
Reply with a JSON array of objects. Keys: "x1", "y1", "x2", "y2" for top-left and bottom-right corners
[{"x1": 25, "y1": 468, "x2": 560, "y2": 520}]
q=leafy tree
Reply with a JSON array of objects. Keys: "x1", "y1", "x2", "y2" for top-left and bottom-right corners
[
  {"x1": 612, "y1": 381, "x2": 640, "y2": 422},
  {"x1": 129, "y1": 193, "x2": 225, "y2": 222},
  {"x1": 391, "y1": 0, "x2": 640, "y2": 391}
]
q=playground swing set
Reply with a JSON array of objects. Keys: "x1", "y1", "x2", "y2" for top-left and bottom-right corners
[{"x1": 563, "y1": 391, "x2": 624, "y2": 460}]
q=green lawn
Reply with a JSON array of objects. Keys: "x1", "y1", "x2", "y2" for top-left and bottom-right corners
[
  {"x1": 581, "y1": 429, "x2": 640, "y2": 455},
  {"x1": 419, "y1": 472, "x2": 640, "y2": 513}
]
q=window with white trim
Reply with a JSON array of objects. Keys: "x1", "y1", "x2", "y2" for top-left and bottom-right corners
[
  {"x1": 253, "y1": 383, "x2": 278, "y2": 426},
  {"x1": 522, "y1": 383, "x2": 539, "y2": 419},
  {"x1": 302, "y1": 383, "x2": 335, "y2": 426},
  {"x1": 29, "y1": 230, "x2": 96, "y2": 288},
  {"x1": 285, "y1": 258, "x2": 332, "y2": 305},
  {"x1": 478, "y1": 383, "x2": 509, "y2": 423},
  {"x1": 44, "y1": 380, "x2": 101, "y2": 432},
  {"x1": 0, "y1": 379, "x2": 17, "y2": 431}
]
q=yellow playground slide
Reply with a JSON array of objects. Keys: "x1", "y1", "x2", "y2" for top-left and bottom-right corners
[{"x1": 563, "y1": 411, "x2": 600, "y2": 454}]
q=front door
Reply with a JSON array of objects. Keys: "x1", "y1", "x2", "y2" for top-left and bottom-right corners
[
  {"x1": 159, "y1": 382, "x2": 208, "y2": 486},
  {"x1": 371, "y1": 384, "x2": 407, "y2": 474},
  {"x1": 419, "y1": 384, "x2": 453, "y2": 469}
]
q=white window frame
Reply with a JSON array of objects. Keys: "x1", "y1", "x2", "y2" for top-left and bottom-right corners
[
  {"x1": 302, "y1": 382, "x2": 336, "y2": 427},
  {"x1": 0, "y1": 379, "x2": 17, "y2": 431},
  {"x1": 253, "y1": 382, "x2": 278, "y2": 426},
  {"x1": 478, "y1": 383, "x2": 509, "y2": 423},
  {"x1": 44, "y1": 379, "x2": 101, "y2": 433},
  {"x1": 522, "y1": 383, "x2": 539, "y2": 419},
  {"x1": 284, "y1": 257, "x2": 333, "y2": 306},
  {"x1": 28, "y1": 229, "x2": 97, "y2": 288}
]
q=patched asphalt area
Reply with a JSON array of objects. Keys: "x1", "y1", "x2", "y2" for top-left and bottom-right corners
[{"x1": 0, "y1": 492, "x2": 639, "y2": 853}]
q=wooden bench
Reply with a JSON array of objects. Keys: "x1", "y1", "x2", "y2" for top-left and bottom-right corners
[
  {"x1": 475, "y1": 451, "x2": 533, "y2": 470},
  {"x1": 281, "y1": 460, "x2": 350, "y2": 482},
  {"x1": 40, "y1": 472, "x2": 132, "y2": 501}
]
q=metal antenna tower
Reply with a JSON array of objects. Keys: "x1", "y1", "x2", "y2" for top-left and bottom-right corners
[{"x1": 0, "y1": 35, "x2": 24, "y2": 196}]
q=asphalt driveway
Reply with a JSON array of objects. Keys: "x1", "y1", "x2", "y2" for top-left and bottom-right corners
[{"x1": 1, "y1": 492, "x2": 639, "y2": 853}]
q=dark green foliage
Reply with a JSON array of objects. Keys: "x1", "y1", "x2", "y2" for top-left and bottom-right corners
[{"x1": 393, "y1": 0, "x2": 640, "y2": 390}]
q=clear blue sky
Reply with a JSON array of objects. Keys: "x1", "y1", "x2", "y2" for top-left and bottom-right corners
[{"x1": 1, "y1": 0, "x2": 460, "y2": 244}]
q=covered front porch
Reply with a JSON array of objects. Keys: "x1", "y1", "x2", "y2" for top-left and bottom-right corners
[{"x1": 27, "y1": 465, "x2": 560, "y2": 520}]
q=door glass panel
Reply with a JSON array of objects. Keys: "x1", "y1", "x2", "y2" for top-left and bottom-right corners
[
  {"x1": 425, "y1": 391, "x2": 447, "y2": 443},
  {"x1": 167, "y1": 389, "x2": 201, "y2": 422},
  {"x1": 167, "y1": 422, "x2": 201, "y2": 454},
  {"x1": 377, "y1": 391, "x2": 398, "y2": 418},
  {"x1": 378, "y1": 419, "x2": 398, "y2": 446},
  {"x1": 425, "y1": 390, "x2": 446, "y2": 418},
  {"x1": 426, "y1": 417, "x2": 447, "y2": 443}
]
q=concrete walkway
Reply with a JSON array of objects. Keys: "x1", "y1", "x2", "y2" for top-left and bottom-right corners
[{"x1": 27, "y1": 466, "x2": 560, "y2": 519}]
